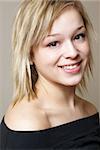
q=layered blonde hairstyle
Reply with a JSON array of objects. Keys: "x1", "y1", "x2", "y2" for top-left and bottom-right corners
[{"x1": 12, "y1": 0, "x2": 93, "y2": 106}]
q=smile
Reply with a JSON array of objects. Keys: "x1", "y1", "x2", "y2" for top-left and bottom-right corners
[
  {"x1": 59, "y1": 60, "x2": 82, "y2": 73},
  {"x1": 63, "y1": 63, "x2": 79, "y2": 70}
]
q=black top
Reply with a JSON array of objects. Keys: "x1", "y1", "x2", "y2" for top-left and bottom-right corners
[{"x1": 0, "y1": 113, "x2": 100, "y2": 150}]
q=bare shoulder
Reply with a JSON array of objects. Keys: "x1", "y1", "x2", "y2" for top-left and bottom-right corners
[
  {"x1": 4, "y1": 98, "x2": 50, "y2": 131},
  {"x1": 76, "y1": 96, "x2": 98, "y2": 116}
]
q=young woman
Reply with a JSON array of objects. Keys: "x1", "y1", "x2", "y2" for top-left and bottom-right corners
[{"x1": 0, "y1": 0, "x2": 100, "y2": 149}]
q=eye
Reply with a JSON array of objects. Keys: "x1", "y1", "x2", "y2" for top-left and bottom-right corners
[
  {"x1": 47, "y1": 41, "x2": 60, "y2": 48},
  {"x1": 74, "y1": 33, "x2": 86, "y2": 41}
]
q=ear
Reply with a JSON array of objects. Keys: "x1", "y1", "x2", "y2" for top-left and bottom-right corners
[
  {"x1": 30, "y1": 60, "x2": 33, "y2": 65},
  {"x1": 29, "y1": 46, "x2": 34, "y2": 65}
]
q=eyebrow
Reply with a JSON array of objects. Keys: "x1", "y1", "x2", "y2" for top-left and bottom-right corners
[
  {"x1": 74, "y1": 25, "x2": 85, "y2": 33},
  {"x1": 47, "y1": 25, "x2": 85, "y2": 37}
]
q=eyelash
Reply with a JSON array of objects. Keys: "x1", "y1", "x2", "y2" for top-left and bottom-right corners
[
  {"x1": 47, "y1": 32, "x2": 86, "y2": 48},
  {"x1": 74, "y1": 33, "x2": 86, "y2": 41},
  {"x1": 47, "y1": 41, "x2": 60, "y2": 48}
]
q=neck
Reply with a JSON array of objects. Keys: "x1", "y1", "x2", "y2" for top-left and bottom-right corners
[{"x1": 35, "y1": 77, "x2": 76, "y2": 110}]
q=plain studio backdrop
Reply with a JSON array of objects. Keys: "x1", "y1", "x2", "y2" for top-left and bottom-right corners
[{"x1": 0, "y1": 0, "x2": 100, "y2": 121}]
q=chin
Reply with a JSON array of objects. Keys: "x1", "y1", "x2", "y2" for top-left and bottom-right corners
[{"x1": 60, "y1": 74, "x2": 83, "y2": 87}]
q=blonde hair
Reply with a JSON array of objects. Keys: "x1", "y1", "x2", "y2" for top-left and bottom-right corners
[{"x1": 12, "y1": 0, "x2": 94, "y2": 106}]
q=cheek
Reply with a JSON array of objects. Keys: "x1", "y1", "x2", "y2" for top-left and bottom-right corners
[
  {"x1": 40, "y1": 50, "x2": 59, "y2": 66},
  {"x1": 79, "y1": 42, "x2": 90, "y2": 57},
  {"x1": 34, "y1": 51, "x2": 56, "y2": 69}
]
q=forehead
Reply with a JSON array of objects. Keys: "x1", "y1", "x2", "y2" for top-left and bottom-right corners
[{"x1": 50, "y1": 8, "x2": 84, "y2": 35}]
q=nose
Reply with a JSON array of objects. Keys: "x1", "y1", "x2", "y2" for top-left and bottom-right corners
[{"x1": 62, "y1": 40, "x2": 79, "y2": 59}]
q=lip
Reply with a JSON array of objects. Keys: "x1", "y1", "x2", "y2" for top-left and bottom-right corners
[
  {"x1": 59, "y1": 60, "x2": 82, "y2": 74},
  {"x1": 59, "y1": 60, "x2": 82, "y2": 67},
  {"x1": 63, "y1": 64, "x2": 81, "y2": 73}
]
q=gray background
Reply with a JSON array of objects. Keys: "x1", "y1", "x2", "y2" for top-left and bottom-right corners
[{"x1": 0, "y1": 0, "x2": 100, "y2": 121}]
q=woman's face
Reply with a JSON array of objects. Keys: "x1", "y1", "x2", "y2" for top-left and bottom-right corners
[{"x1": 33, "y1": 8, "x2": 90, "y2": 87}]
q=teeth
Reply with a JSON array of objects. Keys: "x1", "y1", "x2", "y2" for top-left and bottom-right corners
[{"x1": 63, "y1": 64, "x2": 78, "y2": 70}]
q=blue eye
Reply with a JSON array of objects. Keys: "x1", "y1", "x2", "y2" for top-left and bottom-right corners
[
  {"x1": 74, "y1": 33, "x2": 86, "y2": 41},
  {"x1": 47, "y1": 41, "x2": 59, "y2": 48}
]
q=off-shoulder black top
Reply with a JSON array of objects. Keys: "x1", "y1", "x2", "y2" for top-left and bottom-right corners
[{"x1": 0, "y1": 113, "x2": 100, "y2": 150}]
